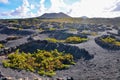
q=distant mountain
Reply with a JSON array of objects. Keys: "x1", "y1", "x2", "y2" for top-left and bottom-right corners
[
  {"x1": 39, "y1": 12, "x2": 71, "y2": 19},
  {"x1": 81, "y1": 16, "x2": 88, "y2": 19}
]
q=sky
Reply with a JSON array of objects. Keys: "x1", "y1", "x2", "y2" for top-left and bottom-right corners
[{"x1": 0, "y1": 0, "x2": 120, "y2": 19}]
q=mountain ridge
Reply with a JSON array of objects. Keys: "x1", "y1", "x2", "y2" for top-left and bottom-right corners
[{"x1": 39, "y1": 12, "x2": 71, "y2": 19}]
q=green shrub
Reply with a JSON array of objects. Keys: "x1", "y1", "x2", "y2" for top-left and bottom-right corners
[
  {"x1": 44, "y1": 71, "x2": 56, "y2": 77},
  {"x1": 46, "y1": 38, "x2": 58, "y2": 43},
  {"x1": 2, "y1": 49, "x2": 75, "y2": 77},
  {"x1": 49, "y1": 28, "x2": 56, "y2": 31},
  {"x1": 114, "y1": 41, "x2": 120, "y2": 46},
  {"x1": 0, "y1": 43, "x2": 4, "y2": 49},
  {"x1": 62, "y1": 64, "x2": 70, "y2": 69},
  {"x1": 101, "y1": 37, "x2": 116, "y2": 43},
  {"x1": 65, "y1": 36, "x2": 88, "y2": 43},
  {"x1": 101, "y1": 36, "x2": 120, "y2": 46},
  {"x1": 38, "y1": 70, "x2": 45, "y2": 76},
  {"x1": 38, "y1": 28, "x2": 43, "y2": 31}
]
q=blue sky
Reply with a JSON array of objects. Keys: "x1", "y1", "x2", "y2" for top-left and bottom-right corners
[{"x1": 0, "y1": 0, "x2": 120, "y2": 19}]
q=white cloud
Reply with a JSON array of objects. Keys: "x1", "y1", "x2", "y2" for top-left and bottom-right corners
[
  {"x1": 0, "y1": 0, "x2": 8, "y2": 4},
  {"x1": 48, "y1": 0, "x2": 60, "y2": 12},
  {"x1": 110, "y1": 0, "x2": 120, "y2": 11},
  {"x1": 48, "y1": 0, "x2": 69, "y2": 13},
  {"x1": 9, "y1": 0, "x2": 36, "y2": 18},
  {"x1": 30, "y1": 4, "x2": 35, "y2": 10},
  {"x1": 0, "y1": 0, "x2": 37, "y2": 18},
  {"x1": 43, "y1": 0, "x2": 120, "y2": 18},
  {"x1": 10, "y1": 0, "x2": 30, "y2": 18},
  {"x1": 1, "y1": 0, "x2": 120, "y2": 18},
  {"x1": 68, "y1": 0, "x2": 120, "y2": 18},
  {"x1": 37, "y1": 0, "x2": 70, "y2": 15},
  {"x1": 37, "y1": 0, "x2": 46, "y2": 15}
]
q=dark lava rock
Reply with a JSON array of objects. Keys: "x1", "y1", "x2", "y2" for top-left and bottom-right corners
[
  {"x1": 0, "y1": 26, "x2": 34, "y2": 36},
  {"x1": 95, "y1": 35, "x2": 120, "y2": 50},
  {"x1": 18, "y1": 40, "x2": 93, "y2": 60},
  {"x1": 40, "y1": 30, "x2": 87, "y2": 40}
]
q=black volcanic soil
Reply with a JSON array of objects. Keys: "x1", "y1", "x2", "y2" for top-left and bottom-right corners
[
  {"x1": 39, "y1": 30, "x2": 87, "y2": 40},
  {"x1": 0, "y1": 30, "x2": 120, "y2": 80},
  {"x1": 0, "y1": 27, "x2": 35, "y2": 36},
  {"x1": 53, "y1": 35, "x2": 120, "y2": 80}
]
